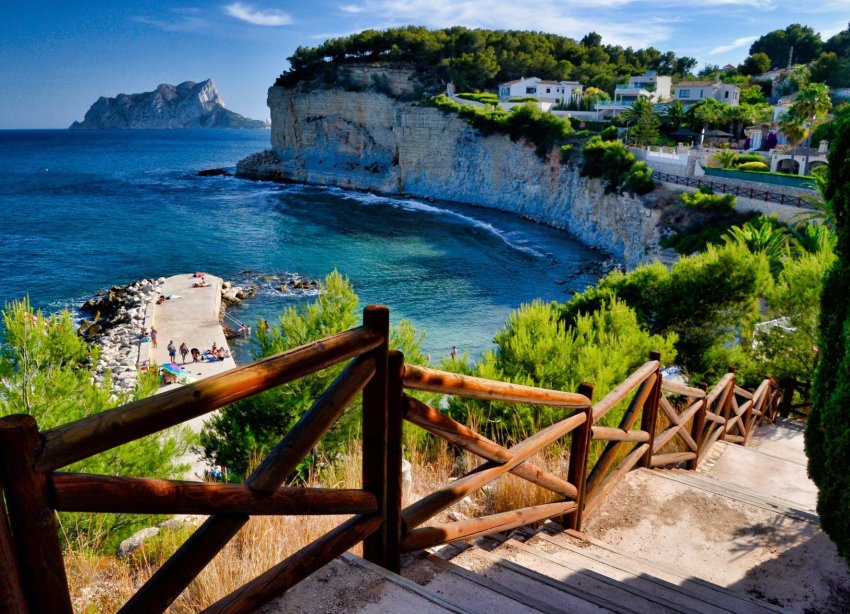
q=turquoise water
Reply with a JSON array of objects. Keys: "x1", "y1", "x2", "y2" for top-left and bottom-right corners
[{"x1": 0, "y1": 129, "x2": 605, "y2": 361}]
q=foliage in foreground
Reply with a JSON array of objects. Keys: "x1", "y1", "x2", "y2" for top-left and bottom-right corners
[
  {"x1": 199, "y1": 271, "x2": 427, "y2": 479},
  {"x1": 807, "y1": 115, "x2": 850, "y2": 564},
  {"x1": 0, "y1": 299, "x2": 191, "y2": 552},
  {"x1": 680, "y1": 187, "x2": 736, "y2": 211}
]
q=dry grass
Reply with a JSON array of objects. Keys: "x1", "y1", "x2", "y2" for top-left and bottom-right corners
[{"x1": 65, "y1": 431, "x2": 573, "y2": 612}]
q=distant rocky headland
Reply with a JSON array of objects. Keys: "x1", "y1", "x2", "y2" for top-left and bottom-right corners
[{"x1": 70, "y1": 79, "x2": 267, "y2": 130}]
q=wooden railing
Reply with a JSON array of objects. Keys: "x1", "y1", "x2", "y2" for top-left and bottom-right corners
[{"x1": 0, "y1": 306, "x2": 782, "y2": 614}]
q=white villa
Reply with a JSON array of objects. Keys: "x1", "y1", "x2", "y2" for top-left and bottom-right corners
[
  {"x1": 595, "y1": 71, "x2": 671, "y2": 118},
  {"x1": 673, "y1": 80, "x2": 740, "y2": 106},
  {"x1": 498, "y1": 77, "x2": 583, "y2": 103}
]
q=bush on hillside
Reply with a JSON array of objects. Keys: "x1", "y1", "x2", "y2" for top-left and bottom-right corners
[
  {"x1": 807, "y1": 115, "x2": 850, "y2": 564},
  {"x1": 581, "y1": 136, "x2": 655, "y2": 195},
  {"x1": 457, "y1": 91, "x2": 500, "y2": 105},
  {"x1": 735, "y1": 153, "x2": 767, "y2": 165},
  {"x1": 444, "y1": 298, "x2": 677, "y2": 442},
  {"x1": 738, "y1": 161, "x2": 770, "y2": 172},
  {"x1": 561, "y1": 242, "x2": 772, "y2": 381},
  {"x1": 680, "y1": 187, "x2": 736, "y2": 211},
  {"x1": 509, "y1": 96, "x2": 539, "y2": 103},
  {"x1": 429, "y1": 95, "x2": 572, "y2": 156},
  {"x1": 599, "y1": 125, "x2": 619, "y2": 141}
]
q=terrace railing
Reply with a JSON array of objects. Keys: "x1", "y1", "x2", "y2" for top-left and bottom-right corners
[{"x1": 0, "y1": 306, "x2": 782, "y2": 614}]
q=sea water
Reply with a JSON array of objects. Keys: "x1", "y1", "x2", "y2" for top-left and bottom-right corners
[{"x1": 0, "y1": 129, "x2": 605, "y2": 362}]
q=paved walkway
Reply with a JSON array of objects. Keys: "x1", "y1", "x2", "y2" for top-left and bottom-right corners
[{"x1": 144, "y1": 273, "x2": 238, "y2": 479}]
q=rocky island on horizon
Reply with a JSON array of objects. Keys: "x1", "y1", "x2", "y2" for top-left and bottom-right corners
[{"x1": 69, "y1": 79, "x2": 268, "y2": 130}]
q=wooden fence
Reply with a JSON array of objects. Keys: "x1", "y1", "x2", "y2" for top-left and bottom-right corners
[
  {"x1": 654, "y1": 170, "x2": 813, "y2": 208},
  {"x1": 0, "y1": 306, "x2": 782, "y2": 614}
]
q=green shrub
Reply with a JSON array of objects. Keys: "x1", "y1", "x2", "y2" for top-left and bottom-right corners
[
  {"x1": 712, "y1": 150, "x2": 738, "y2": 169},
  {"x1": 599, "y1": 125, "x2": 619, "y2": 141},
  {"x1": 734, "y1": 153, "x2": 767, "y2": 165},
  {"x1": 428, "y1": 94, "x2": 572, "y2": 157},
  {"x1": 625, "y1": 161, "x2": 654, "y2": 195},
  {"x1": 509, "y1": 96, "x2": 539, "y2": 103},
  {"x1": 456, "y1": 91, "x2": 500, "y2": 105},
  {"x1": 445, "y1": 298, "x2": 676, "y2": 442},
  {"x1": 680, "y1": 187, "x2": 736, "y2": 211},
  {"x1": 559, "y1": 144, "x2": 573, "y2": 162},
  {"x1": 807, "y1": 114, "x2": 850, "y2": 564},
  {"x1": 738, "y1": 161, "x2": 769, "y2": 172}
]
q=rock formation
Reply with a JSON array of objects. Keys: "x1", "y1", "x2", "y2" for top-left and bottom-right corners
[
  {"x1": 237, "y1": 74, "x2": 670, "y2": 268},
  {"x1": 70, "y1": 80, "x2": 267, "y2": 129}
]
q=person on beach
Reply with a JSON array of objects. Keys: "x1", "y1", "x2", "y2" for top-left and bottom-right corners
[
  {"x1": 150, "y1": 327, "x2": 158, "y2": 348},
  {"x1": 211, "y1": 342, "x2": 218, "y2": 356},
  {"x1": 167, "y1": 340, "x2": 177, "y2": 363},
  {"x1": 450, "y1": 345, "x2": 458, "y2": 359},
  {"x1": 191, "y1": 347, "x2": 200, "y2": 362},
  {"x1": 179, "y1": 342, "x2": 189, "y2": 364}
]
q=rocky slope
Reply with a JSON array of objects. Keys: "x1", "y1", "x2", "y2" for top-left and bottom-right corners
[
  {"x1": 237, "y1": 78, "x2": 669, "y2": 267},
  {"x1": 70, "y1": 79, "x2": 267, "y2": 129}
]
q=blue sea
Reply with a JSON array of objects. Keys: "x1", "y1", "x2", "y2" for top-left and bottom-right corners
[{"x1": 0, "y1": 129, "x2": 605, "y2": 362}]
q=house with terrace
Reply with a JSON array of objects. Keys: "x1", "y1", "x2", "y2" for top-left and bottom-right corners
[
  {"x1": 595, "y1": 71, "x2": 671, "y2": 118},
  {"x1": 673, "y1": 80, "x2": 740, "y2": 106},
  {"x1": 497, "y1": 77, "x2": 583, "y2": 103}
]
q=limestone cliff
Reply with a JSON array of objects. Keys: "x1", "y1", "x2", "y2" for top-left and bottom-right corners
[
  {"x1": 70, "y1": 80, "x2": 267, "y2": 130},
  {"x1": 238, "y1": 85, "x2": 666, "y2": 267}
]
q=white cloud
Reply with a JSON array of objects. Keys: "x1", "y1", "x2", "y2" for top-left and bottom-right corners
[
  {"x1": 708, "y1": 35, "x2": 757, "y2": 55},
  {"x1": 224, "y1": 3, "x2": 293, "y2": 26},
  {"x1": 340, "y1": 4, "x2": 366, "y2": 13}
]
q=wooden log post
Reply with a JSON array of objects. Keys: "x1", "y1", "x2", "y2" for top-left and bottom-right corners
[
  {"x1": 639, "y1": 351, "x2": 662, "y2": 469},
  {"x1": 384, "y1": 350, "x2": 405, "y2": 573},
  {"x1": 565, "y1": 382, "x2": 593, "y2": 531},
  {"x1": 361, "y1": 305, "x2": 390, "y2": 567},
  {"x1": 779, "y1": 379, "x2": 796, "y2": 419},
  {"x1": 686, "y1": 382, "x2": 708, "y2": 471},
  {"x1": 0, "y1": 481, "x2": 28, "y2": 614},
  {"x1": 0, "y1": 415, "x2": 72, "y2": 614},
  {"x1": 719, "y1": 367, "x2": 736, "y2": 441}
]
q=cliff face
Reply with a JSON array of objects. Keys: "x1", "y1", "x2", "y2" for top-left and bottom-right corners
[
  {"x1": 70, "y1": 80, "x2": 267, "y2": 129},
  {"x1": 239, "y1": 85, "x2": 665, "y2": 267}
]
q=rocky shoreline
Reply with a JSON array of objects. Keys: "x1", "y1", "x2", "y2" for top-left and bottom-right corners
[{"x1": 79, "y1": 278, "x2": 163, "y2": 394}]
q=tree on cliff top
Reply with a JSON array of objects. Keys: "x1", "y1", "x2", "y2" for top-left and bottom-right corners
[{"x1": 806, "y1": 115, "x2": 850, "y2": 564}]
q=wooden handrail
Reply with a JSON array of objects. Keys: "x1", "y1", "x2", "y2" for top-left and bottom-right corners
[
  {"x1": 404, "y1": 396, "x2": 577, "y2": 499},
  {"x1": 51, "y1": 473, "x2": 378, "y2": 516},
  {"x1": 401, "y1": 501, "x2": 576, "y2": 551},
  {"x1": 402, "y1": 410, "x2": 587, "y2": 530},
  {"x1": 591, "y1": 426, "x2": 650, "y2": 443},
  {"x1": 592, "y1": 361, "x2": 659, "y2": 422},
  {"x1": 37, "y1": 326, "x2": 383, "y2": 472},
  {"x1": 661, "y1": 379, "x2": 706, "y2": 398},
  {"x1": 705, "y1": 373, "x2": 734, "y2": 407},
  {"x1": 402, "y1": 365, "x2": 591, "y2": 408},
  {"x1": 120, "y1": 352, "x2": 376, "y2": 614}
]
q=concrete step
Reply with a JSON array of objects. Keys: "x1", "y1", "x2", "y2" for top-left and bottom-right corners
[
  {"x1": 656, "y1": 467, "x2": 818, "y2": 522},
  {"x1": 529, "y1": 524, "x2": 786, "y2": 613},
  {"x1": 480, "y1": 534, "x2": 731, "y2": 614},
  {"x1": 433, "y1": 541, "x2": 625, "y2": 613},
  {"x1": 580, "y1": 468, "x2": 850, "y2": 613},
  {"x1": 747, "y1": 419, "x2": 808, "y2": 467},
  {"x1": 691, "y1": 441, "x2": 817, "y2": 512},
  {"x1": 259, "y1": 552, "x2": 470, "y2": 614},
  {"x1": 403, "y1": 551, "x2": 567, "y2": 614}
]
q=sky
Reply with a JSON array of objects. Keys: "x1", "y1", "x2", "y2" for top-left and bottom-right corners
[{"x1": 1, "y1": 1, "x2": 848, "y2": 128}]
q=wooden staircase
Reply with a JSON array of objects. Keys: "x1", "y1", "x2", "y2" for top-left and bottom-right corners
[{"x1": 265, "y1": 418, "x2": 850, "y2": 614}]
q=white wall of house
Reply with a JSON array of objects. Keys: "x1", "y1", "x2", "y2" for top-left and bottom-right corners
[
  {"x1": 498, "y1": 77, "x2": 583, "y2": 103},
  {"x1": 673, "y1": 81, "x2": 740, "y2": 106}
]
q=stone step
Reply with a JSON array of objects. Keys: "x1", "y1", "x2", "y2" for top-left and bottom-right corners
[
  {"x1": 438, "y1": 540, "x2": 670, "y2": 613},
  {"x1": 529, "y1": 524, "x2": 786, "y2": 613},
  {"x1": 404, "y1": 551, "x2": 570, "y2": 614},
  {"x1": 260, "y1": 552, "x2": 470, "y2": 613},
  {"x1": 655, "y1": 467, "x2": 818, "y2": 522}
]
